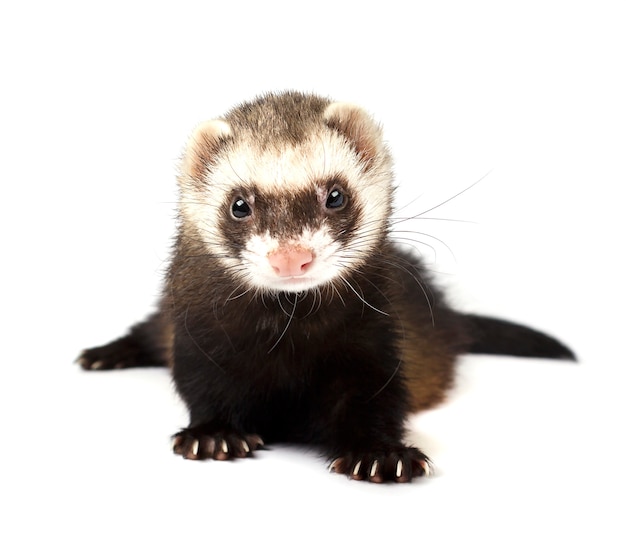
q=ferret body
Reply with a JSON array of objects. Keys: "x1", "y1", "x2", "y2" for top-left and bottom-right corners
[{"x1": 79, "y1": 91, "x2": 574, "y2": 483}]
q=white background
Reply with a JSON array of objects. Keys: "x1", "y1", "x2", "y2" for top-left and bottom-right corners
[{"x1": 1, "y1": 1, "x2": 625, "y2": 532}]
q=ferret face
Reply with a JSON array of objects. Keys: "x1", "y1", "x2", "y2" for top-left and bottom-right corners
[{"x1": 178, "y1": 93, "x2": 394, "y2": 294}]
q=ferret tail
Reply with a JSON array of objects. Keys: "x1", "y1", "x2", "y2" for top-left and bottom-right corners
[
  {"x1": 76, "y1": 312, "x2": 172, "y2": 370},
  {"x1": 463, "y1": 314, "x2": 576, "y2": 361}
]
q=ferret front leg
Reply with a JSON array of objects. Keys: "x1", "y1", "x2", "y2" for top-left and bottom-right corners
[
  {"x1": 170, "y1": 380, "x2": 265, "y2": 461},
  {"x1": 316, "y1": 363, "x2": 431, "y2": 483},
  {"x1": 170, "y1": 331, "x2": 266, "y2": 461}
]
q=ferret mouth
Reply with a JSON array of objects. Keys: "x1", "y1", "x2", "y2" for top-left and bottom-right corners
[
  {"x1": 256, "y1": 273, "x2": 327, "y2": 293},
  {"x1": 268, "y1": 275, "x2": 320, "y2": 292}
]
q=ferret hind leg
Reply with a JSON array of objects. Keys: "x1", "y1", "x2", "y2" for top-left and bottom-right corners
[{"x1": 77, "y1": 312, "x2": 172, "y2": 370}]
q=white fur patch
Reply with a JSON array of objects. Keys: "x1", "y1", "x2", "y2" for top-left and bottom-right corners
[{"x1": 241, "y1": 228, "x2": 343, "y2": 292}]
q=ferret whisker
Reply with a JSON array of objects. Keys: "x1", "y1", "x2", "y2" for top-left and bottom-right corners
[
  {"x1": 390, "y1": 227, "x2": 457, "y2": 263},
  {"x1": 327, "y1": 280, "x2": 347, "y2": 308},
  {"x1": 368, "y1": 356, "x2": 403, "y2": 402},
  {"x1": 339, "y1": 276, "x2": 389, "y2": 316},
  {"x1": 276, "y1": 292, "x2": 293, "y2": 318},
  {"x1": 376, "y1": 258, "x2": 435, "y2": 326},
  {"x1": 394, "y1": 191, "x2": 425, "y2": 214},
  {"x1": 390, "y1": 215, "x2": 476, "y2": 226},
  {"x1": 183, "y1": 304, "x2": 225, "y2": 372},
  {"x1": 412, "y1": 172, "x2": 492, "y2": 219},
  {"x1": 349, "y1": 269, "x2": 395, "y2": 308},
  {"x1": 306, "y1": 289, "x2": 320, "y2": 317},
  {"x1": 268, "y1": 292, "x2": 299, "y2": 353},
  {"x1": 225, "y1": 284, "x2": 253, "y2": 302},
  {"x1": 389, "y1": 236, "x2": 439, "y2": 259}
]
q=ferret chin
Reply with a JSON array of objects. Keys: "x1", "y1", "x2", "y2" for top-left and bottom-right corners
[{"x1": 78, "y1": 90, "x2": 575, "y2": 483}]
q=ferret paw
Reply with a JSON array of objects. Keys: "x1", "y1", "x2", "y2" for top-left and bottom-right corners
[
  {"x1": 76, "y1": 338, "x2": 159, "y2": 370},
  {"x1": 329, "y1": 447, "x2": 431, "y2": 483},
  {"x1": 172, "y1": 427, "x2": 264, "y2": 461},
  {"x1": 76, "y1": 347, "x2": 124, "y2": 370}
]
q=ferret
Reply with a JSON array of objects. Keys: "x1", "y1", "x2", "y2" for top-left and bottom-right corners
[{"x1": 78, "y1": 91, "x2": 574, "y2": 483}]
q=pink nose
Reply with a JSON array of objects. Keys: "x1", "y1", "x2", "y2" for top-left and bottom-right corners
[{"x1": 268, "y1": 248, "x2": 314, "y2": 277}]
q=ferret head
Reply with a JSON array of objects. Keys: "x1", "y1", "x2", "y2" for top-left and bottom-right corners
[{"x1": 178, "y1": 92, "x2": 394, "y2": 294}]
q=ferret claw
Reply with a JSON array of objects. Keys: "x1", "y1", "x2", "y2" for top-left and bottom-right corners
[
  {"x1": 369, "y1": 460, "x2": 379, "y2": 479},
  {"x1": 419, "y1": 459, "x2": 431, "y2": 477},
  {"x1": 396, "y1": 459, "x2": 403, "y2": 479}
]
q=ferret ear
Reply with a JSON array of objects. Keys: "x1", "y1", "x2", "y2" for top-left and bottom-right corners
[
  {"x1": 182, "y1": 119, "x2": 233, "y2": 178},
  {"x1": 323, "y1": 102, "x2": 384, "y2": 167}
]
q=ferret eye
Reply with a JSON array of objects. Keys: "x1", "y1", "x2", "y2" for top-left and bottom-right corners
[
  {"x1": 326, "y1": 189, "x2": 346, "y2": 210},
  {"x1": 232, "y1": 198, "x2": 252, "y2": 219}
]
